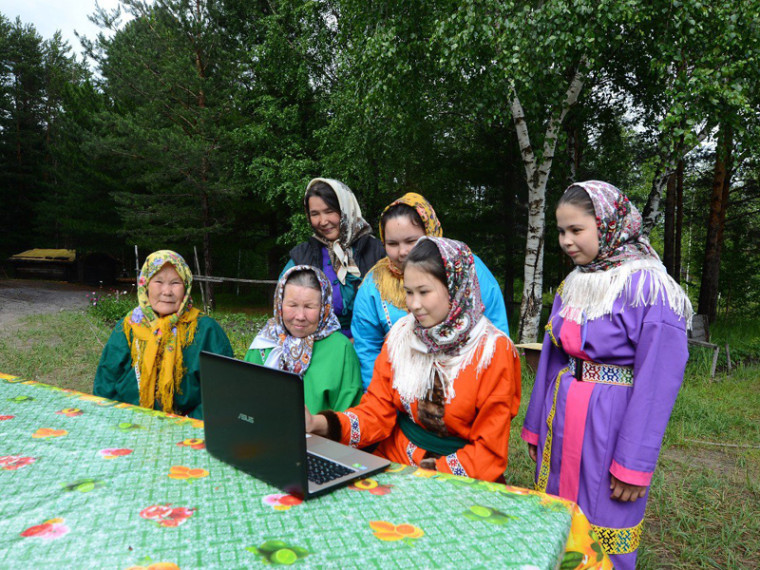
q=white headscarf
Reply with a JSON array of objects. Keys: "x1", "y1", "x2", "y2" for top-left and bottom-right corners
[{"x1": 305, "y1": 178, "x2": 372, "y2": 284}]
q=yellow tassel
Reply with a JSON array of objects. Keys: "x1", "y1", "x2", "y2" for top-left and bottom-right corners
[{"x1": 370, "y1": 258, "x2": 406, "y2": 309}]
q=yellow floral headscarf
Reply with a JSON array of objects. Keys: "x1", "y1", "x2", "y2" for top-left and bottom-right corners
[
  {"x1": 124, "y1": 250, "x2": 200, "y2": 413},
  {"x1": 371, "y1": 193, "x2": 443, "y2": 309}
]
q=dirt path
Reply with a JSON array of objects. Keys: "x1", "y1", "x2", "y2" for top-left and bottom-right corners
[{"x1": 0, "y1": 279, "x2": 93, "y2": 328}]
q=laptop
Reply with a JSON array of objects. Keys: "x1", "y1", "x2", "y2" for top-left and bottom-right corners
[{"x1": 199, "y1": 351, "x2": 390, "y2": 499}]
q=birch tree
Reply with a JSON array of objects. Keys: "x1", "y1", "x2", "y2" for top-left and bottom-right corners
[
  {"x1": 608, "y1": 0, "x2": 760, "y2": 235},
  {"x1": 434, "y1": 0, "x2": 632, "y2": 342}
]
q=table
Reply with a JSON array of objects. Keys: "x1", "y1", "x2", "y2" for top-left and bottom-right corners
[{"x1": 0, "y1": 373, "x2": 611, "y2": 569}]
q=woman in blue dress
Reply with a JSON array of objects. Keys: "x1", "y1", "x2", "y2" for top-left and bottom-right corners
[{"x1": 351, "y1": 192, "x2": 510, "y2": 389}]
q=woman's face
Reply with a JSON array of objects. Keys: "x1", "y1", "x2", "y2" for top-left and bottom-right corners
[
  {"x1": 307, "y1": 196, "x2": 341, "y2": 242},
  {"x1": 147, "y1": 264, "x2": 186, "y2": 317},
  {"x1": 383, "y1": 216, "x2": 425, "y2": 271},
  {"x1": 556, "y1": 203, "x2": 600, "y2": 266},
  {"x1": 282, "y1": 283, "x2": 322, "y2": 338},
  {"x1": 403, "y1": 264, "x2": 450, "y2": 328}
]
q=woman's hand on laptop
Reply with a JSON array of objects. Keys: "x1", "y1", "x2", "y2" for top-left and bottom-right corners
[{"x1": 304, "y1": 406, "x2": 328, "y2": 436}]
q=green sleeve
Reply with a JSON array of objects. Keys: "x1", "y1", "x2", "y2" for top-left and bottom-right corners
[
  {"x1": 184, "y1": 317, "x2": 234, "y2": 419},
  {"x1": 93, "y1": 318, "x2": 138, "y2": 404},
  {"x1": 244, "y1": 347, "x2": 268, "y2": 364},
  {"x1": 322, "y1": 334, "x2": 363, "y2": 412}
]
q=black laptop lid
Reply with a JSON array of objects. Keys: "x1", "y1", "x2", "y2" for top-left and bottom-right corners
[{"x1": 199, "y1": 352, "x2": 308, "y2": 497}]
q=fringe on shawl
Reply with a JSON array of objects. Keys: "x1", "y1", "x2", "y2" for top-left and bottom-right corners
[
  {"x1": 369, "y1": 257, "x2": 406, "y2": 309},
  {"x1": 559, "y1": 259, "x2": 694, "y2": 325},
  {"x1": 387, "y1": 314, "x2": 512, "y2": 405},
  {"x1": 124, "y1": 314, "x2": 199, "y2": 413}
]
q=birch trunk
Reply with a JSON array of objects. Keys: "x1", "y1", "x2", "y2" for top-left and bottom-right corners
[
  {"x1": 513, "y1": 64, "x2": 586, "y2": 343},
  {"x1": 642, "y1": 128, "x2": 709, "y2": 236}
]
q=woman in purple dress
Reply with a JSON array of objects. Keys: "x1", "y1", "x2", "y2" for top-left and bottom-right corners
[{"x1": 521, "y1": 181, "x2": 692, "y2": 569}]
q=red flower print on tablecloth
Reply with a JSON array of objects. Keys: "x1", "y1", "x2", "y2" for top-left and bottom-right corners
[
  {"x1": 262, "y1": 494, "x2": 303, "y2": 511},
  {"x1": 140, "y1": 504, "x2": 195, "y2": 528},
  {"x1": 0, "y1": 415, "x2": 14, "y2": 421},
  {"x1": 349, "y1": 478, "x2": 393, "y2": 495},
  {"x1": 0, "y1": 456, "x2": 36, "y2": 471},
  {"x1": 56, "y1": 408, "x2": 84, "y2": 417},
  {"x1": 21, "y1": 518, "x2": 70, "y2": 539},
  {"x1": 369, "y1": 521, "x2": 424, "y2": 544},
  {"x1": 176, "y1": 438, "x2": 205, "y2": 450},
  {"x1": 32, "y1": 428, "x2": 68, "y2": 439},
  {"x1": 99, "y1": 448, "x2": 133, "y2": 459},
  {"x1": 167, "y1": 465, "x2": 209, "y2": 481}
]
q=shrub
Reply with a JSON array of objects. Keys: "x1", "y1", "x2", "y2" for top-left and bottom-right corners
[{"x1": 87, "y1": 290, "x2": 136, "y2": 327}]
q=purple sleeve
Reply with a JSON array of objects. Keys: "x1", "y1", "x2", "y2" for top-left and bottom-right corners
[
  {"x1": 522, "y1": 295, "x2": 568, "y2": 443},
  {"x1": 611, "y1": 301, "x2": 688, "y2": 485}
]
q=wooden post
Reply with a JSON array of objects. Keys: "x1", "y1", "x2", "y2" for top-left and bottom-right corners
[
  {"x1": 194, "y1": 246, "x2": 208, "y2": 313},
  {"x1": 134, "y1": 245, "x2": 140, "y2": 286},
  {"x1": 726, "y1": 344, "x2": 731, "y2": 373},
  {"x1": 236, "y1": 249, "x2": 242, "y2": 297}
]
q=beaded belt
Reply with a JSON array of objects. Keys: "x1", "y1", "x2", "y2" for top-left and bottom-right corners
[{"x1": 569, "y1": 356, "x2": 634, "y2": 387}]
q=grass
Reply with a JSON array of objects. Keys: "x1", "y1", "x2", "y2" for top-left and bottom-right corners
[{"x1": 1, "y1": 306, "x2": 759, "y2": 568}]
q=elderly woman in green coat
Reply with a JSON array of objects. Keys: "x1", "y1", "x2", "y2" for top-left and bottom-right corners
[
  {"x1": 93, "y1": 250, "x2": 233, "y2": 419},
  {"x1": 245, "y1": 265, "x2": 362, "y2": 413}
]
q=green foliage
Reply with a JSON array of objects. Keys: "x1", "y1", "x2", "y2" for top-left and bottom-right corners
[
  {"x1": 211, "y1": 311, "x2": 268, "y2": 359},
  {"x1": 87, "y1": 290, "x2": 136, "y2": 327}
]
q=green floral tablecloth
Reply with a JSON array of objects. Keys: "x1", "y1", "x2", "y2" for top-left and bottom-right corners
[{"x1": 0, "y1": 373, "x2": 610, "y2": 569}]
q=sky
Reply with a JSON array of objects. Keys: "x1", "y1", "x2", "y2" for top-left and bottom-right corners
[{"x1": 0, "y1": 0, "x2": 124, "y2": 57}]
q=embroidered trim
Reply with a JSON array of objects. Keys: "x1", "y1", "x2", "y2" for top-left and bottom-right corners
[
  {"x1": 545, "y1": 317, "x2": 559, "y2": 348},
  {"x1": 591, "y1": 520, "x2": 643, "y2": 554},
  {"x1": 381, "y1": 300, "x2": 393, "y2": 330},
  {"x1": 346, "y1": 411, "x2": 361, "y2": 447},
  {"x1": 406, "y1": 441, "x2": 418, "y2": 466},
  {"x1": 445, "y1": 453, "x2": 468, "y2": 477},
  {"x1": 569, "y1": 356, "x2": 633, "y2": 387},
  {"x1": 402, "y1": 400, "x2": 415, "y2": 421},
  {"x1": 536, "y1": 366, "x2": 568, "y2": 492}
]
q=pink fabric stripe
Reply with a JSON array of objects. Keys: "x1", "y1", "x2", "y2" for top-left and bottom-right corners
[
  {"x1": 560, "y1": 319, "x2": 584, "y2": 357},
  {"x1": 610, "y1": 459, "x2": 653, "y2": 486},
  {"x1": 559, "y1": 380, "x2": 594, "y2": 502},
  {"x1": 521, "y1": 427, "x2": 539, "y2": 445}
]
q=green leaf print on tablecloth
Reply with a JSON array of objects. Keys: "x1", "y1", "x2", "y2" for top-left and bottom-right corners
[
  {"x1": 247, "y1": 540, "x2": 311, "y2": 565},
  {"x1": 463, "y1": 505, "x2": 517, "y2": 525}
]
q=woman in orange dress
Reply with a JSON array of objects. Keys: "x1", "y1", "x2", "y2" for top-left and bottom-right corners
[{"x1": 306, "y1": 237, "x2": 520, "y2": 482}]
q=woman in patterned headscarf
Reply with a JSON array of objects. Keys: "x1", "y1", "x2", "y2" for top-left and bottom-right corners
[
  {"x1": 94, "y1": 250, "x2": 233, "y2": 419},
  {"x1": 282, "y1": 178, "x2": 385, "y2": 338},
  {"x1": 245, "y1": 265, "x2": 362, "y2": 413},
  {"x1": 305, "y1": 237, "x2": 521, "y2": 482},
  {"x1": 521, "y1": 181, "x2": 692, "y2": 569},
  {"x1": 351, "y1": 192, "x2": 510, "y2": 390}
]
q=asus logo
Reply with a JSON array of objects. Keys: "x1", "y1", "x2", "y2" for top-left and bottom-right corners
[{"x1": 237, "y1": 413, "x2": 255, "y2": 424}]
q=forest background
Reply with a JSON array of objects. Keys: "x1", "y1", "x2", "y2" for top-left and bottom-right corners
[
  {"x1": 1, "y1": 0, "x2": 760, "y2": 342},
  {"x1": 2, "y1": 2, "x2": 760, "y2": 566}
]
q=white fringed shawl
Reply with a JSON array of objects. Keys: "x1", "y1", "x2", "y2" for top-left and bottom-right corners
[
  {"x1": 387, "y1": 314, "x2": 510, "y2": 405},
  {"x1": 559, "y1": 258, "x2": 693, "y2": 325}
]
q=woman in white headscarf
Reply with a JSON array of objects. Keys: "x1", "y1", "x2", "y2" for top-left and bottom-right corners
[{"x1": 282, "y1": 178, "x2": 385, "y2": 338}]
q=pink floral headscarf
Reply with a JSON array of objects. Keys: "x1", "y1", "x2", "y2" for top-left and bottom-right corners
[{"x1": 568, "y1": 180, "x2": 660, "y2": 273}]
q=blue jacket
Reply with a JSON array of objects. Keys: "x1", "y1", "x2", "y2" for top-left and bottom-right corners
[{"x1": 351, "y1": 254, "x2": 510, "y2": 389}]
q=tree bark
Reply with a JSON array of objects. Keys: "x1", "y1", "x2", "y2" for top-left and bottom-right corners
[
  {"x1": 663, "y1": 172, "x2": 676, "y2": 277},
  {"x1": 513, "y1": 61, "x2": 586, "y2": 343},
  {"x1": 675, "y1": 159, "x2": 684, "y2": 283},
  {"x1": 697, "y1": 124, "x2": 733, "y2": 323}
]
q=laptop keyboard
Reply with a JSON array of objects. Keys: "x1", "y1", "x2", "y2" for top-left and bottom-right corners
[{"x1": 307, "y1": 453, "x2": 355, "y2": 485}]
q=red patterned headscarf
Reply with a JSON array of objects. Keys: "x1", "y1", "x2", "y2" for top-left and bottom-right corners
[{"x1": 411, "y1": 237, "x2": 485, "y2": 355}]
